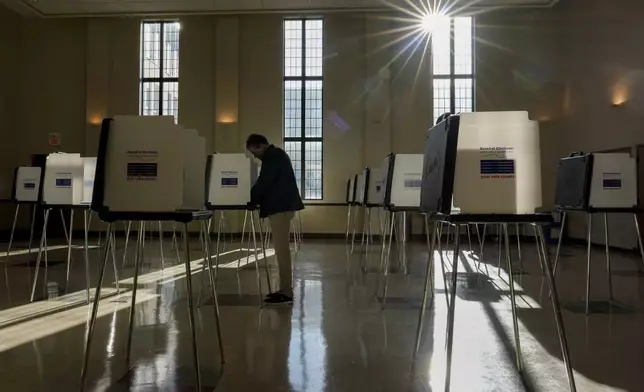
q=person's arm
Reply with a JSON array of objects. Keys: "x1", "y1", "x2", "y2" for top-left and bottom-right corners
[{"x1": 250, "y1": 152, "x2": 279, "y2": 205}]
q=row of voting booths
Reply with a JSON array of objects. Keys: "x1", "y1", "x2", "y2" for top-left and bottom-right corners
[{"x1": 344, "y1": 111, "x2": 578, "y2": 391}]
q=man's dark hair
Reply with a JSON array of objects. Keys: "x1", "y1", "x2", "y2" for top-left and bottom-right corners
[{"x1": 246, "y1": 134, "x2": 269, "y2": 148}]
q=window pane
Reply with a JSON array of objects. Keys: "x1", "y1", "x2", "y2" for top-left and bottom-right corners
[
  {"x1": 431, "y1": 16, "x2": 451, "y2": 76},
  {"x1": 284, "y1": 142, "x2": 302, "y2": 192},
  {"x1": 454, "y1": 17, "x2": 473, "y2": 75},
  {"x1": 305, "y1": 20, "x2": 323, "y2": 77},
  {"x1": 163, "y1": 22, "x2": 180, "y2": 78},
  {"x1": 284, "y1": 20, "x2": 303, "y2": 77},
  {"x1": 141, "y1": 82, "x2": 160, "y2": 116},
  {"x1": 162, "y1": 81, "x2": 179, "y2": 123},
  {"x1": 284, "y1": 80, "x2": 302, "y2": 138},
  {"x1": 304, "y1": 141, "x2": 322, "y2": 200},
  {"x1": 433, "y1": 79, "x2": 451, "y2": 124},
  {"x1": 142, "y1": 22, "x2": 161, "y2": 78},
  {"x1": 305, "y1": 80, "x2": 322, "y2": 138},
  {"x1": 454, "y1": 78, "x2": 473, "y2": 114}
]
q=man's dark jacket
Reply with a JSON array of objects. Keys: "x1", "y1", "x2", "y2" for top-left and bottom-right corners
[{"x1": 251, "y1": 145, "x2": 304, "y2": 218}]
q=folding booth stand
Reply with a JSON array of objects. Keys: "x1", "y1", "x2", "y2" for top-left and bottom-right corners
[
  {"x1": 201, "y1": 153, "x2": 271, "y2": 307},
  {"x1": 553, "y1": 151, "x2": 644, "y2": 315},
  {"x1": 344, "y1": 177, "x2": 356, "y2": 244},
  {"x1": 79, "y1": 116, "x2": 224, "y2": 391},
  {"x1": 413, "y1": 112, "x2": 576, "y2": 392},
  {"x1": 375, "y1": 153, "x2": 424, "y2": 308},
  {"x1": 5, "y1": 166, "x2": 43, "y2": 296}
]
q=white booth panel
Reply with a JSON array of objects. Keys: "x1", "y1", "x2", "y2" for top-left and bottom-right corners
[
  {"x1": 589, "y1": 153, "x2": 637, "y2": 209},
  {"x1": 183, "y1": 129, "x2": 207, "y2": 210},
  {"x1": 82, "y1": 158, "x2": 97, "y2": 205},
  {"x1": 365, "y1": 168, "x2": 383, "y2": 205},
  {"x1": 104, "y1": 115, "x2": 184, "y2": 212},
  {"x1": 356, "y1": 173, "x2": 366, "y2": 206},
  {"x1": 453, "y1": 112, "x2": 542, "y2": 214},
  {"x1": 207, "y1": 153, "x2": 257, "y2": 206},
  {"x1": 15, "y1": 166, "x2": 42, "y2": 202},
  {"x1": 378, "y1": 155, "x2": 391, "y2": 206},
  {"x1": 389, "y1": 154, "x2": 423, "y2": 208},
  {"x1": 43, "y1": 153, "x2": 84, "y2": 206},
  {"x1": 348, "y1": 176, "x2": 356, "y2": 204}
]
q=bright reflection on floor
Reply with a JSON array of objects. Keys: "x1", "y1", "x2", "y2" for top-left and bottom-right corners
[{"x1": 0, "y1": 289, "x2": 159, "y2": 352}]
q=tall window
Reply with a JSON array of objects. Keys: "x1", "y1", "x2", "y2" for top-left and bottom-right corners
[
  {"x1": 140, "y1": 21, "x2": 180, "y2": 123},
  {"x1": 432, "y1": 17, "x2": 474, "y2": 124},
  {"x1": 283, "y1": 19, "x2": 324, "y2": 200}
]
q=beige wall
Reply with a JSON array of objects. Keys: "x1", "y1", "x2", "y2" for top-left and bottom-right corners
[{"x1": 0, "y1": 5, "x2": 572, "y2": 234}]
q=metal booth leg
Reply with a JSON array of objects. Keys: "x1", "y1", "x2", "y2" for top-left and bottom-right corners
[
  {"x1": 515, "y1": 224, "x2": 524, "y2": 274},
  {"x1": 79, "y1": 223, "x2": 114, "y2": 392},
  {"x1": 553, "y1": 212, "x2": 567, "y2": 277},
  {"x1": 109, "y1": 228, "x2": 120, "y2": 292},
  {"x1": 350, "y1": 205, "x2": 358, "y2": 254},
  {"x1": 158, "y1": 221, "x2": 165, "y2": 270},
  {"x1": 444, "y1": 224, "x2": 461, "y2": 392},
  {"x1": 200, "y1": 221, "x2": 225, "y2": 363},
  {"x1": 239, "y1": 210, "x2": 248, "y2": 270},
  {"x1": 536, "y1": 225, "x2": 577, "y2": 392},
  {"x1": 603, "y1": 213, "x2": 614, "y2": 302},
  {"x1": 26, "y1": 204, "x2": 37, "y2": 291},
  {"x1": 121, "y1": 221, "x2": 132, "y2": 268},
  {"x1": 381, "y1": 211, "x2": 396, "y2": 309},
  {"x1": 533, "y1": 225, "x2": 545, "y2": 276},
  {"x1": 182, "y1": 223, "x2": 202, "y2": 390},
  {"x1": 412, "y1": 217, "x2": 437, "y2": 363},
  {"x1": 83, "y1": 210, "x2": 91, "y2": 303},
  {"x1": 65, "y1": 209, "x2": 75, "y2": 290},
  {"x1": 633, "y1": 213, "x2": 644, "y2": 272},
  {"x1": 503, "y1": 223, "x2": 523, "y2": 373},
  {"x1": 4, "y1": 204, "x2": 19, "y2": 296},
  {"x1": 375, "y1": 211, "x2": 390, "y2": 297},
  {"x1": 256, "y1": 212, "x2": 273, "y2": 294},
  {"x1": 249, "y1": 211, "x2": 265, "y2": 302},
  {"x1": 585, "y1": 213, "x2": 593, "y2": 316},
  {"x1": 125, "y1": 222, "x2": 144, "y2": 367},
  {"x1": 30, "y1": 209, "x2": 51, "y2": 302}
]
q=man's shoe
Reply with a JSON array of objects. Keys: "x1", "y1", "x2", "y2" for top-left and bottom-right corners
[{"x1": 264, "y1": 293, "x2": 293, "y2": 306}]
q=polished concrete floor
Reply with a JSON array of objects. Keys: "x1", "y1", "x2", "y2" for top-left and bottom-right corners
[{"x1": 0, "y1": 229, "x2": 643, "y2": 391}]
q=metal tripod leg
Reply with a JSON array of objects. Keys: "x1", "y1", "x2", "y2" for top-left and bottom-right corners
[
  {"x1": 201, "y1": 221, "x2": 225, "y2": 363},
  {"x1": 412, "y1": 217, "x2": 437, "y2": 363},
  {"x1": 30, "y1": 209, "x2": 50, "y2": 302},
  {"x1": 182, "y1": 223, "x2": 202, "y2": 389},
  {"x1": 109, "y1": 229, "x2": 120, "y2": 292},
  {"x1": 239, "y1": 210, "x2": 248, "y2": 270},
  {"x1": 375, "y1": 211, "x2": 390, "y2": 296},
  {"x1": 536, "y1": 225, "x2": 577, "y2": 392},
  {"x1": 4, "y1": 204, "x2": 19, "y2": 295},
  {"x1": 603, "y1": 213, "x2": 613, "y2": 302},
  {"x1": 256, "y1": 212, "x2": 273, "y2": 294},
  {"x1": 503, "y1": 223, "x2": 523, "y2": 373},
  {"x1": 27, "y1": 204, "x2": 37, "y2": 292},
  {"x1": 444, "y1": 224, "x2": 461, "y2": 392},
  {"x1": 350, "y1": 205, "x2": 358, "y2": 254},
  {"x1": 83, "y1": 210, "x2": 91, "y2": 304},
  {"x1": 158, "y1": 221, "x2": 165, "y2": 270},
  {"x1": 121, "y1": 221, "x2": 132, "y2": 268},
  {"x1": 515, "y1": 224, "x2": 524, "y2": 274},
  {"x1": 250, "y1": 211, "x2": 264, "y2": 302},
  {"x1": 79, "y1": 223, "x2": 113, "y2": 392},
  {"x1": 585, "y1": 213, "x2": 593, "y2": 315},
  {"x1": 633, "y1": 213, "x2": 644, "y2": 272},
  {"x1": 381, "y1": 211, "x2": 396, "y2": 309},
  {"x1": 65, "y1": 209, "x2": 75, "y2": 289},
  {"x1": 345, "y1": 205, "x2": 352, "y2": 243},
  {"x1": 533, "y1": 224, "x2": 545, "y2": 276},
  {"x1": 125, "y1": 223, "x2": 144, "y2": 366},
  {"x1": 553, "y1": 212, "x2": 567, "y2": 277}
]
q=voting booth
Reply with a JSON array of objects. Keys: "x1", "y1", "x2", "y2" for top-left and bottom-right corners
[
  {"x1": 13, "y1": 166, "x2": 43, "y2": 203},
  {"x1": 206, "y1": 153, "x2": 258, "y2": 209},
  {"x1": 421, "y1": 111, "x2": 542, "y2": 215},
  {"x1": 413, "y1": 112, "x2": 576, "y2": 392},
  {"x1": 79, "y1": 115, "x2": 222, "y2": 392},
  {"x1": 361, "y1": 167, "x2": 383, "y2": 206},
  {"x1": 382, "y1": 153, "x2": 424, "y2": 211},
  {"x1": 82, "y1": 158, "x2": 97, "y2": 205},
  {"x1": 42, "y1": 153, "x2": 84, "y2": 206},
  {"x1": 553, "y1": 151, "x2": 643, "y2": 315}
]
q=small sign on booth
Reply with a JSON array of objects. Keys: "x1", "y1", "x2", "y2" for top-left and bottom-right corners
[{"x1": 48, "y1": 133, "x2": 61, "y2": 147}]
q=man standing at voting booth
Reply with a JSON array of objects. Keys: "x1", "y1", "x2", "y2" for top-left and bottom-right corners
[{"x1": 246, "y1": 134, "x2": 304, "y2": 305}]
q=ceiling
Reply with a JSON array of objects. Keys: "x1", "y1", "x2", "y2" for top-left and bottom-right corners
[{"x1": 2, "y1": 0, "x2": 559, "y2": 17}]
